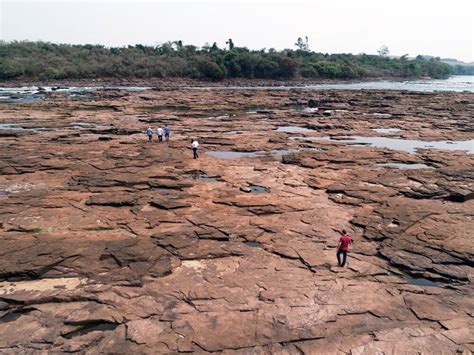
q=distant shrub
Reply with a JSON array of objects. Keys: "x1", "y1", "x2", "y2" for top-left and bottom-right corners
[
  {"x1": 300, "y1": 64, "x2": 319, "y2": 78},
  {"x1": 195, "y1": 58, "x2": 225, "y2": 80}
]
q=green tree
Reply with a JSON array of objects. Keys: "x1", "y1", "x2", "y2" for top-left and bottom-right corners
[
  {"x1": 377, "y1": 45, "x2": 390, "y2": 57},
  {"x1": 295, "y1": 36, "x2": 309, "y2": 51},
  {"x1": 0, "y1": 40, "x2": 455, "y2": 81},
  {"x1": 226, "y1": 39, "x2": 235, "y2": 50}
]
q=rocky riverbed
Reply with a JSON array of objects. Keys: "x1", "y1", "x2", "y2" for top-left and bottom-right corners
[{"x1": 0, "y1": 87, "x2": 473, "y2": 353}]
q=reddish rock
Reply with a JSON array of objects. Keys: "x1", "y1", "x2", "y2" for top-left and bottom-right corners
[{"x1": 0, "y1": 86, "x2": 472, "y2": 352}]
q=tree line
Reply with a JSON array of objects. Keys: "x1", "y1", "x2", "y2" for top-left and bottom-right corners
[{"x1": 0, "y1": 40, "x2": 465, "y2": 81}]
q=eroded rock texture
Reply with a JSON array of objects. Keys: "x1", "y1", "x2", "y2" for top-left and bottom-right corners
[{"x1": 0, "y1": 87, "x2": 473, "y2": 353}]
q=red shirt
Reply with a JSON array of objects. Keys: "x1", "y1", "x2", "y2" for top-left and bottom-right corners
[{"x1": 339, "y1": 235, "x2": 353, "y2": 251}]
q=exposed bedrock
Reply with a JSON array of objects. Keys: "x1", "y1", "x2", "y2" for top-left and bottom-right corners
[{"x1": 0, "y1": 88, "x2": 472, "y2": 353}]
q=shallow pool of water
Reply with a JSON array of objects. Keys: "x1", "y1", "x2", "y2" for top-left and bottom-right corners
[
  {"x1": 372, "y1": 128, "x2": 403, "y2": 133},
  {"x1": 366, "y1": 113, "x2": 393, "y2": 118},
  {"x1": 0, "y1": 94, "x2": 45, "y2": 104},
  {"x1": 71, "y1": 122, "x2": 108, "y2": 129},
  {"x1": 374, "y1": 163, "x2": 432, "y2": 169},
  {"x1": 276, "y1": 126, "x2": 315, "y2": 133},
  {"x1": 206, "y1": 151, "x2": 264, "y2": 160},
  {"x1": 249, "y1": 185, "x2": 269, "y2": 193},
  {"x1": 271, "y1": 148, "x2": 306, "y2": 156},
  {"x1": 284, "y1": 105, "x2": 319, "y2": 113},
  {"x1": 63, "y1": 322, "x2": 119, "y2": 339},
  {"x1": 206, "y1": 148, "x2": 304, "y2": 160},
  {"x1": 0, "y1": 123, "x2": 49, "y2": 132},
  {"x1": 320, "y1": 136, "x2": 474, "y2": 154},
  {"x1": 206, "y1": 114, "x2": 231, "y2": 120},
  {"x1": 407, "y1": 278, "x2": 442, "y2": 287},
  {"x1": 245, "y1": 241, "x2": 263, "y2": 248}
]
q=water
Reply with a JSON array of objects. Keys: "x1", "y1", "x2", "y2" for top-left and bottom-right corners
[
  {"x1": 0, "y1": 94, "x2": 45, "y2": 103},
  {"x1": 367, "y1": 113, "x2": 393, "y2": 118},
  {"x1": 184, "y1": 76, "x2": 474, "y2": 92},
  {"x1": 0, "y1": 86, "x2": 151, "y2": 95},
  {"x1": 69, "y1": 93, "x2": 96, "y2": 100},
  {"x1": 206, "y1": 148, "x2": 302, "y2": 160},
  {"x1": 206, "y1": 114, "x2": 231, "y2": 120},
  {"x1": 0, "y1": 124, "x2": 23, "y2": 130},
  {"x1": 63, "y1": 322, "x2": 119, "y2": 339},
  {"x1": 70, "y1": 122, "x2": 107, "y2": 129},
  {"x1": 303, "y1": 75, "x2": 474, "y2": 92},
  {"x1": 1, "y1": 77, "x2": 472, "y2": 104},
  {"x1": 407, "y1": 278, "x2": 441, "y2": 287},
  {"x1": 245, "y1": 241, "x2": 263, "y2": 248},
  {"x1": 0, "y1": 312, "x2": 23, "y2": 323},
  {"x1": 285, "y1": 105, "x2": 319, "y2": 113},
  {"x1": 249, "y1": 185, "x2": 269, "y2": 193},
  {"x1": 372, "y1": 128, "x2": 403, "y2": 134},
  {"x1": 247, "y1": 105, "x2": 317, "y2": 113},
  {"x1": 276, "y1": 126, "x2": 315, "y2": 133},
  {"x1": 139, "y1": 105, "x2": 190, "y2": 111},
  {"x1": 0, "y1": 124, "x2": 49, "y2": 132},
  {"x1": 206, "y1": 150, "x2": 265, "y2": 160},
  {"x1": 0, "y1": 85, "x2": 152, "y2": 103},
  {"x1": 320, "y1": 136, "x2": 474, "y2": 154},
  {"x1": 374, "y1": 163, "x2": 432, "y2": 169}
]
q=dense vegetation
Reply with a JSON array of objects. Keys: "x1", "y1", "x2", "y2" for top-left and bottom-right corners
[
  {"x1": 0, "y1": 40, "x2": 465, "y2": 81},
  {"x1": 451, "y1": 65, "x2": 474, "y2": 75}
]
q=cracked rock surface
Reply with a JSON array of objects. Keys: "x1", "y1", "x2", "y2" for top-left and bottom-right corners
[{"x1": 0, "y1": 87, "x2": 473, "y2": 353}]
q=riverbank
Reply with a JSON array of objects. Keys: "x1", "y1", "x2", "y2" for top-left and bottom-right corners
[
  {"x1": 1, "y1": 76, "x2": 472, "y2": 98},
  {"x1": 0, "y1": 75, "x2": 446, "y2": 88},
  {"x1": 0, "y1": 87, "x2": 472, "y2": 352}
]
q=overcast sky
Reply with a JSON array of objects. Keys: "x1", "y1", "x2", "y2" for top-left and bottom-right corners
[{"x1": 1, "y1": 0, "x2": 473, "y2": 62}]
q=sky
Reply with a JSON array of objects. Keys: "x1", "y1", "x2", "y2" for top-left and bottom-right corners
[{"x1": 1, "y1": 0, "x2": 473, "y2": 62}]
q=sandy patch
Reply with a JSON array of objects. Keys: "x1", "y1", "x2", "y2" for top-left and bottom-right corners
[{"x1": 0, "y1": 277, "x2": 86, "y2": 295}]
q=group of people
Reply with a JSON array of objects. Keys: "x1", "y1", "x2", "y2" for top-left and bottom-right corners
[
  {"x1": 146, "y1": 126, "x2": 200, "y2": 159},
  {"x1": 147, "y1": 126, "x2": 171, "y2": 143}
]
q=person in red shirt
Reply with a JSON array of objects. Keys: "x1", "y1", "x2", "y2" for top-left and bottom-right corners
[{"x1": 337, "y1": 229, "x2": 353, "y2": 267}]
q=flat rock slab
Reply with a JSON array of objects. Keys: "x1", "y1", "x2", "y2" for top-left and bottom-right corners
[{"x1": 0, "y1": 87, "x2": 472, "y2": 353}]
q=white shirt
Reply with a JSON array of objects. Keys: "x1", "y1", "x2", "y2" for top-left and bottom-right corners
[
  {"x1": 191, "y1": 141, "x2": 199, "y2": 149},
  {"x1": 157, "y1": 128, "x2": 163, "y2": 135}
]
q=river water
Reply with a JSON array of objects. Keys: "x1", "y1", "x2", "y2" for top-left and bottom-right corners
[
  {"x1": 190, "y1": 75, "x2": 474, "y2": 92},
  {"x1": 0, "y1": 76, "x2": 473, "y2": 103},
  {"x1": 302, "y1": 75, "x2": 474, "y2": 92}
]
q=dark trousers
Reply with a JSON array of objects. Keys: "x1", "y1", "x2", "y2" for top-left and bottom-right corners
[
  {"x1": 148, "y1": 135, "x2": 152, "y2": 142},
  {"x1": 337, "y1": 249, "x2": 348, "y2": 267},
  {"x1": 158, "y1": 135, "x2": 163, "y2": 142},
  {"x1": 192, "y1": 148, "x2": 198, "y2": 159},
  {"x1": 165, "y1": 134, "x2": 170, "y2": 143}
]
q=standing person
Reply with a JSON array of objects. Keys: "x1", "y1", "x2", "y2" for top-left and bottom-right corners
[
  {"x1": 191, "y1": 139, "x2": 199, "y2": 159},
  {"x1": 157, "y1": 127, "x2": 163, "y2": 143},
  {"x1": 146, "y1": 127, "x2": 153, "y2": 142},
  {"x1": 164, "y1": 126, "x2": 171, "y2": 144},
  {"x1": 336, "y1": 230, "x2": 353, "y2": 267}
]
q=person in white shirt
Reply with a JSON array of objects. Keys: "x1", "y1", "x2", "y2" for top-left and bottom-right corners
[
  {"x1": 191, "y1": 139, "x2": 199, "y2": 159},
  {"x1": 157, "y1": 127, "x2": 163, "y2": 143}
]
